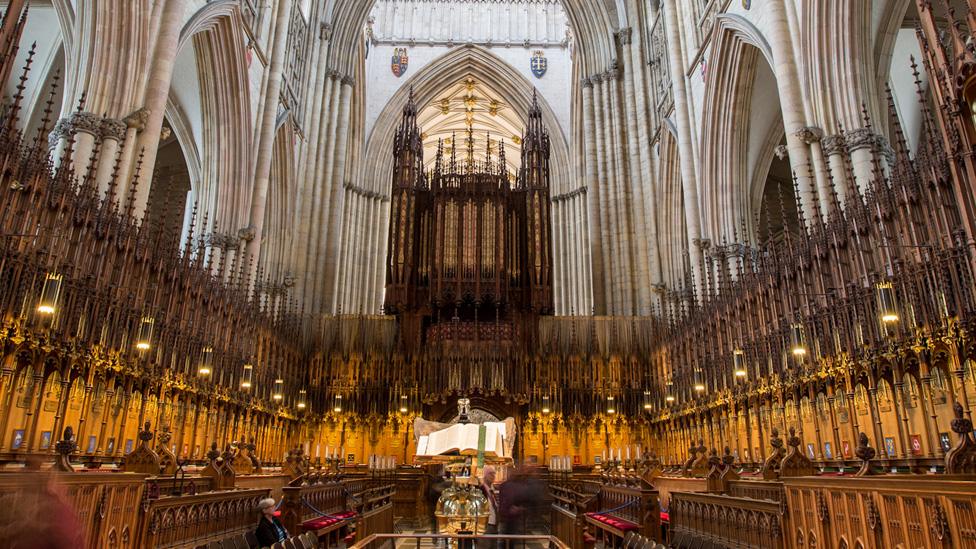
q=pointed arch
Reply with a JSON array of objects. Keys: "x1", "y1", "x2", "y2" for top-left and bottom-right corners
[
  {"x1": 698, "y1": 15, "x2": 782, "y2": 246},
  {"x1": 191, "y1": 10, "x2": 253, "y2": 234},
  {"x1": 363, "y1": 45, "x2": 571, "y2": 197}
]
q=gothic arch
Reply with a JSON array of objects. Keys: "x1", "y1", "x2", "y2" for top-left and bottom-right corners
[
  {"x1": 698, "y1": 15, "x2": 782, "y2": 247},
  {"x1": 188, "y1": 10, "x2": 253, "y2": 235},
  {"x1": 362, "y1": 45, "x2": 571, "y2": 198},
  {"x1": 178, "y1": 0, "x2": 241, "y2": 55}
]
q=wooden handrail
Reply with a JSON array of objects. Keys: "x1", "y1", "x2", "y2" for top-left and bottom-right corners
[
  {"x1": 669, "y1": 490, "x2": 784, "y2": 549},
  {"x1": 139, "y1": 488, "x2": 270, "y2": 548}
]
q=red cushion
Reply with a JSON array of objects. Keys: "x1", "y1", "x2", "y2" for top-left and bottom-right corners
[
  {"x1": 660, "y1": 512, "x2": 669, "y2": 523},
  {"x1": 584, "y1": 512, "x2": 638, "y2": 532},
  {"x1": 302, "y1": 510, "x2": 357, "y2": 530}
]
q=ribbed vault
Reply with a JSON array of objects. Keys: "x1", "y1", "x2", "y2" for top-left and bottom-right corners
[{"x1": 324, "y1": 0, "x2": 618, "y2": 76}]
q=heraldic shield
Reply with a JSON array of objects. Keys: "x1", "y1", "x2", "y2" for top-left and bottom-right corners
[
  {"x1": 531, "y1": 50, "x2": 547, "y2": 78},
  {"x1": 392, "y1": 47, "x2": 409, "y2": 77}
]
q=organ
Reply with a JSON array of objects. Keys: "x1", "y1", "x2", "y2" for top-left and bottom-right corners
[{"x1": 385, "y1": 90, "x2": 553, "y2": 353}]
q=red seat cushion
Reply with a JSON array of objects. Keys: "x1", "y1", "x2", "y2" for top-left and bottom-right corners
[
  {"x1": 660, "y1": 512, "x2": 669, "y2": 523},
  {"x1": 302, "y1": 510, "x2": 357, "y2": 531},
  {"x1": 584, "y1": 512, "x2": 638, "y2": 532}
]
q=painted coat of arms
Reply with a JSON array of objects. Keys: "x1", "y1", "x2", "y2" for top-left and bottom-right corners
[
  {"x1": 531, "y1": 50, "x2": 547, "y2": 78},
  {"x1": 391, "y1": 47, "x2": 409, "y2": 77}
]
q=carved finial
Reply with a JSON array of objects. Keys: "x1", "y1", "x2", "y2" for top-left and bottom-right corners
[
  {"x1": 722, "y1": 446, "x2": 735, "y2": 467},
  {"x1": 207, "y1": 442, "x2": 220, "y2": 462},
  {"x1": 787, "y1": 427, "x2": 801, "y2": 448},
  {"x1": 53, "y1": 426, "x2": 76, "y2": 472},
  {"x1": 855, "y1": 432, "x2": 877, "y2": 477},
  {"x1": 770, "y1": 428, "x2": 783, "y2": 450},
  {"x1": 951, "y1": 402, "x2": 973, "y2": 434},
  {"x1": 158, "y1": 424, "x2": 172, "y2": 445},
  {"x1": 138, "y1": 421, "x2": 153, "y2": 443}
]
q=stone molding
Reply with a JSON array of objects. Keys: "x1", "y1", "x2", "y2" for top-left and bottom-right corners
[
  {"x1": 344, "y1": 181, "x2": 387, "y2": 201},
  {"x1": 551, "y1": 186, "x2": 587, "y2": 202}
]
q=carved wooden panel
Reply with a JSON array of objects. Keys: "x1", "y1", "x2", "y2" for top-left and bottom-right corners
[{"x1": 784, "y1": 477, "x2": 976, "y2": 548}]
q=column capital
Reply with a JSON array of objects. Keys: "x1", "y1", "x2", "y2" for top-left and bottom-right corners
[
  {"x1": 793, "y1": 126, "x2": 823, "y2": 144},
  {"x1": 821, "y1": 134, "x2": 846, "y2": 156},
  {"x1": 70, "y1": 112, "x2": 102, "y2": 136},
  {"x1": 100, "y1": 118, "x2": 128, "y2": 141}
]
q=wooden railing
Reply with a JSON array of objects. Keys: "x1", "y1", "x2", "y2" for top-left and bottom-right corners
[
  {"x1": 139, "y1": 488, "x2": 270, "y2": 548},
  {"x1": 280, "y1": 480, "x2": 348, "y2": 534},
  {"x1": 783, "y1": 476, "x2": 976, "y2": 549},
  {"x1": 0, "y1": 472, "x2": 146, "y2": 548},
  {"x1": 352, "y1": 480, "x2": 397, "y2": 542},
  {"x1": 650, "y1": 475, "x2": 707, "y2": 512},
  {"x1": 549, "y1": 479, "x2": 599, "y2": 548},
  {"x1": 728, "y1": 479, "x2": 785, "y2": 504},
  {"x1": 669, "y1": 490, "x2": 785, "y2": 549},
  {"x1": 145, "y1": 475, "x2": 214, "y2": 499}
]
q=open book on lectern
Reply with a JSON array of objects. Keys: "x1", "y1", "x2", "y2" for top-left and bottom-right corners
[{"x1": 414, "y1": 420, "x2": 512, "y2": 458}]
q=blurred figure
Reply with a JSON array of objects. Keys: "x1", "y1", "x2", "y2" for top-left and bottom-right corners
[
  {"x1": 497, "y1": 466, "x2": 547, "y2": 548},
  {"x1": 0, "y1": 475, "x2": 85, "y2": 549},
  {"x1": 428, "y1": 465, "x2": 451, "y2": 548},
  {"x1": 476, "y1": 466, "x2": 498, "y2": 548}
]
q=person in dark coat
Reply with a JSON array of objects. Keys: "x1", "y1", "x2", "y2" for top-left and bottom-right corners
[{"x1": 255, "y1": 497, "x2": 288, "y2": 547}]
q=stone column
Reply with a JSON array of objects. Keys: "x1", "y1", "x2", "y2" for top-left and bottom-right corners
[
  {"x1": 132, "y1": 0, "x2": 187, "y2": 219},
  {"x1": 594, "y1": 76, "x2": 620, "y2": 312},
  {"x1": 766, "y1": 0, "x2": 817, "y2": 225},
  {"x1": 617, "y1": 29, "x2": 652, "y2": 314},
  {"x1": 581, "y1": 78, "x2": 607, "y2": 313},
  {"x1": 304, "y1": 74, "x2": 340, "y2": 310},
  {"x1": 607, "y1": 68, "x2": 636, "y2": 314},
  {"x1": 293, "y1": 24, "x2": 333, "y2": 306},
  {"x1": 662, "y1": 0, "x2": 704, "y2": 296},
  {"x1": 624, "y1": 22, "x2": 664, "y2": 299},
  {"x1": 95, "y1": 118, "x2": 127, "y2": 197},
  {"x1": 246, "y1": 0, "x2": 295, "y2": 279},
  {"x1": 326, "y1": 78, "x2": 355, "y2": 313},
  {"x1": 375, "y1": 196, "x2": 392, "y2": 313}
]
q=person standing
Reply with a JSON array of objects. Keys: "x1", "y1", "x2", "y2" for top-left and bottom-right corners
[{"x1": 477, "y1": 466, "x2": 498, "y2": 548}]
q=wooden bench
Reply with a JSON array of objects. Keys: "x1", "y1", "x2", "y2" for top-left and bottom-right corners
[{"x1": 280, "y1": 480, "x2": 355, "y2": 546}]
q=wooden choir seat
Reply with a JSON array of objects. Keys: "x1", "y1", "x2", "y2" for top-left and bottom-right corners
[
  {"x1": 300, "y1": 509, "x2": 356, "y2": 534},
  {"x1": 584, "y1": 510, "x2": 640, "y2": 536}
]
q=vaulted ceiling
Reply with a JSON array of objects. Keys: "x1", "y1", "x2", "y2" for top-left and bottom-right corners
[{"x1": 416, "y1": 76, "x2": 525, "y2": 175}]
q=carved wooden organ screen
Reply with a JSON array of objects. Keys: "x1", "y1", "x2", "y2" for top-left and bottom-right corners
[{"x1": 385, "y1": 92, "x2": 553, "y2": 348}]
